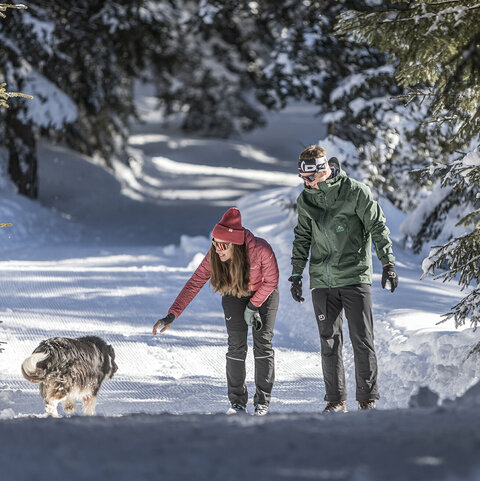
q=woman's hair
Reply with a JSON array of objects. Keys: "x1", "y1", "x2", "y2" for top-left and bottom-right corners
[{"x1": 209, "y1": 243, "x2": 250, "y2": 297}]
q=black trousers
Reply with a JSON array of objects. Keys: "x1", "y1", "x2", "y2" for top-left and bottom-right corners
[
  {"x1": 221, "y1": 288, "x2": 279, "y2": 407},
  {"x1": 311, "y1": 284, "x2": 379, "y2": 402}
]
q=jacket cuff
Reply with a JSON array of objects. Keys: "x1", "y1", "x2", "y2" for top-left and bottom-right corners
[
  {"x1": 291, "y1": 266, "x2": 304, "y2": 276},
  {"x1": 380, "y1": 254, "x2": 395, "y2": 266},
  {"x1": 247, "y1": 300, "x2": 259, "y2": 311}
]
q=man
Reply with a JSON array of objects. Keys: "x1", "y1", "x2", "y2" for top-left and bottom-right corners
[{"x1": 289, "y1": 145, "x2": 398, "y2": 413}]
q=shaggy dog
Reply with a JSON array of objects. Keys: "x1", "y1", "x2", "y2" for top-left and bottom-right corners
[{"x1": 21, "y1": 336, "x2": 118, "y2": 417}]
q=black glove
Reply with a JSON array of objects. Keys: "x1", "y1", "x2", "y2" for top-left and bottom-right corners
[
  {"x1": 382, "y1": 264, "x2": 398, "y2": 293},
  {"x1": 244, "y1": 301, "x2": 262, "y2": 331},
  {"x1": 153, "y1": 313, "x2": 175, "y2": 335},
  {"x1": 288, "y1": 275, "x2": 304, "y2": 302}
]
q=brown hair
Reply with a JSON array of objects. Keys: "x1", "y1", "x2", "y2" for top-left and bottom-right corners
[
  {"x1": 209, "y1": 243, "x2": 250, "y2": 297},
  {"x1": 299, "y1": 145, "x2": 326, "y2": 159}
]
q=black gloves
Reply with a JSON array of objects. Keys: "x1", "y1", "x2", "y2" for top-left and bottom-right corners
[
  {"x1": 244, "y1": 301, "x2": 262, "y2": 331},
  {"x1": 288, "y1": 275, "x2": 304, "y2": 302},
  {"x1": 382, "y1": 264, "x2": 398, "y2": 292}
]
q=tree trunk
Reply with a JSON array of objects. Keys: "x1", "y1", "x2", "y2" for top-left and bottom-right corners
[{"x1": 5, "y1": 110, "x2": 38, "y2": 199}]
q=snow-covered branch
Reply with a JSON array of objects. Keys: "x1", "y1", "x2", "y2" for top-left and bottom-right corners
[{"x1": 441, "y1": 287, "x2": 480, "y2": 329}]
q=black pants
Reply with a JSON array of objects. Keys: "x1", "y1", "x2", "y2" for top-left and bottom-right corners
[
  {"x1": 312, "y1": 284, "x2": 379, "y2": 402},
  {"x1": 221, "y1": 288, "x2": 279, "y2": 407}
]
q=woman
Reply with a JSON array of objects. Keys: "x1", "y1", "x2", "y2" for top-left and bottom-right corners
[{"x1": 153, "y1": 207, "x2": 279, "y2": 416}]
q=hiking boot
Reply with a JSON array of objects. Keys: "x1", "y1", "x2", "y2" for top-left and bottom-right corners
[
  {"x1": 254, "y1": 404, "x2": 269, "y2": 416},
  {"x1": 226, "y1": 403, "x2": 247, "y2": 415},
  {"x1": 358, "y1": 400, "x2": 376, "y2": 410},
  {"x1": 323, "y1": 400, "x2": 347, "y2": 413}
]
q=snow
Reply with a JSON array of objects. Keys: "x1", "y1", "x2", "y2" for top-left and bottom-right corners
[
  {"x1": 1, "y1": 103, "x2": 480, "y2": 480},
  {"x1": 20, "y1": 11, "x2": 55, "y2": 46},
  {"x1": 462, "y1": 147, "x2": 480, "y2": 168},
  {"x1": 400, "y1": 181, "x2": 473, "y2": 256},
  {"x1": 329, "y1": 65, "x2": 395, "y2": 103},
  {"x1": 16, "y1": 67, "x2": 78, "y2": 129}
]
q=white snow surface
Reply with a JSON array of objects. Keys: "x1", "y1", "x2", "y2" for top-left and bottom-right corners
[{"x1": 1, "y1": 103, "x2": 480, "y2": 481}]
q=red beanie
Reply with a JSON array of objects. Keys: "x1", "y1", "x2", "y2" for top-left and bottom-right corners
[{"x1": 212, "y1": 207, "x2": 245, "y2": 245}]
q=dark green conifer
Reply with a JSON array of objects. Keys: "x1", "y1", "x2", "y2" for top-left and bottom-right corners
[{"x1": 336, "y1": 0, "x2": 480, "y2": 329}]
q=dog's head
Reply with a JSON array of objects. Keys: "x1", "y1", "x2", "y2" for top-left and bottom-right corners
[
  {"x1": 79, "y1": 336, "x2": 118, "y2": 379},
  {"x1": 106, "y1": 344, "x2": 118, "y2": 379}
]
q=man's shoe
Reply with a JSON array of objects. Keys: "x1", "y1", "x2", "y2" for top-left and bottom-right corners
[
  {"x1": 358, "y1": 400, "x2": 376, "y2": 410},
  {"x1": 226, "y1": 403, "x2": 247, "y2": 415},
  {"x1": 254, "y1": 404, "x2": 269, "y2": 416},
  {"x1": 323, "y1": 400, "x2": 347, "y2": 413}
]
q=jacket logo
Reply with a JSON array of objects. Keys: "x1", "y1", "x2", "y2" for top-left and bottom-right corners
[
  {"x1": 318, "y1": 314, "x2": 325, "y2": 321},
  {"x1": 226, "y1": 316, "x2": 232, "y2": 321},
  {"x1": 336, "y1": 225, "x2": 345, "y2": 233}
]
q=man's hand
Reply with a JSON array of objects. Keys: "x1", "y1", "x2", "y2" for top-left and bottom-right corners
[
  {"x1": 288, "y1": 275, "x2": 304, "y2": 302},
  {"x1": 153, "y1": 313, "x2": 175, "y2": 335},
  {"x1": 382, "y1": 264, "x2": 398, "y2": 293},
  {"x1": 244, "y1": 302, "x2": 262, "y2": 331}
]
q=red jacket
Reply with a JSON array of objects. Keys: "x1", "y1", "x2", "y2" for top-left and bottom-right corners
[{"x1": 168, "y1": 229, "x2": 279, "y2": 319}]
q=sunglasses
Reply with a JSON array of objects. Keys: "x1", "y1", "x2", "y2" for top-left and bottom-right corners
[
  {"x1": 212, "y1": 238, "x2": 232, "y2": 251},
  {"x1": 298, "y1": 173, "x2": 317, "y2": 182}
]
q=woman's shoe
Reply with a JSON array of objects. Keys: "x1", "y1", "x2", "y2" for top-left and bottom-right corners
[
  {"x1": 358, "y1": 400, "x2": 376, "y2": 410},
  {"x1": 226, "y1": 403, "x2": 247, "y2": 415},
  {"x1": 254, "y1": 404, "x2": 269, "y2": 416},
  {"x1": 323, "y1": 400, "x2": 347, "y2": 413}
]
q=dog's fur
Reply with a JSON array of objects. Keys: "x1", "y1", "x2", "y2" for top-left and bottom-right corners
[{"x1": 21, "y1": 336, "x2": 118, "y2": 417}]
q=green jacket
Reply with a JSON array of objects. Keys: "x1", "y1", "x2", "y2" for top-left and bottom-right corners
[{"x1": 291, "y1": 168, "x2": 395, "y2": 288}]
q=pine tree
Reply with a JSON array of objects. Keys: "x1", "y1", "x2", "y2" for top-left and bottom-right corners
[
  {"x1": 420, "y1": 148, "x2": 480, "y2": 329},
  {"x1": 0, "y1": 1, "x2": 179, "y2": 196},
  {"x1": 336, "y1": 0, "x2": 480, "y2": 329}
]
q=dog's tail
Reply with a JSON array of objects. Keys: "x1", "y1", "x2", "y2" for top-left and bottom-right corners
[{"x1": 21, "y1": 351, "x2": 50, "y2": 383}]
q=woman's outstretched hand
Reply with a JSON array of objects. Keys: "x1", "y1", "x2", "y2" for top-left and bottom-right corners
[{"x1": 153, "y1": 313, "x2": 175, "y2": 335}]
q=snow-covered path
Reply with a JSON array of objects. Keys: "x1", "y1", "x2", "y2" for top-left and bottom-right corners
[
  {"x1": 0, "y1": 244, "x2": 324, "y2": 416},
  {"x1": 36, "y1": 103, "x2": 323, "y2": 246},
  {"x1": 1, "y1": 199, "x2": 477, "y2": 417}
]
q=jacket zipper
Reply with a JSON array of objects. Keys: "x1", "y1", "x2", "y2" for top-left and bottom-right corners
[{"x1": 322, "y1": 191, "x2": 332, "y2": 288}]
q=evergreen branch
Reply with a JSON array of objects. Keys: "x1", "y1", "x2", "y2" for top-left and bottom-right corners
[
  {"x1": 467, "y1": 340, "x2": 480, "y2": 359},
  {"x1": 391, "y1": 88, "x2": 433, "y2": 107},
  {"x1": 0, "y1": 82, "x2": 33, "y2": 108},
  {"x1": 428, "y1": 0, "x2": 462, "y2": 4},
  {"x1": 0, "y1": 4, "x2": 27, "y2": 18},
  {"x1": 420, "y1": 116, "x2": 457, "y2": 126},
  {"x1": 440, "y1": 287, "x2": 480, "y2": 330},
  {"x1": 433, "y1": 253, "x2": 480, "y2": 283},
  {"x1": 374, "y1": 3, "x2": 480, "y2": 25}
]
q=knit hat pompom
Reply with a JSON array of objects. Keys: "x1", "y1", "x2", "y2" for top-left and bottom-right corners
[{"x1": 212, "y1": 207, "x2": 245, "y2": 245}]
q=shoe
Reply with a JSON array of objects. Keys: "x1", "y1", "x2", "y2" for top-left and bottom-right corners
[
  {"x1": 254, "y1": 404, "x2": 269, "y2": 416},
  {"x1": 323, "y1": 400, "x2": 347, "y2": 413},
  {"x1": 358, "y1": 400, "x2": 376, "y2": 410},
  {"x1": 226, "y1": 403, "x2": 247, "y2": 415}
]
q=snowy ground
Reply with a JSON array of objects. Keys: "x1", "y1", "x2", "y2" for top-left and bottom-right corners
[{"x1": 1, "y1": 102, "x2": 480, "y2": 480}]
